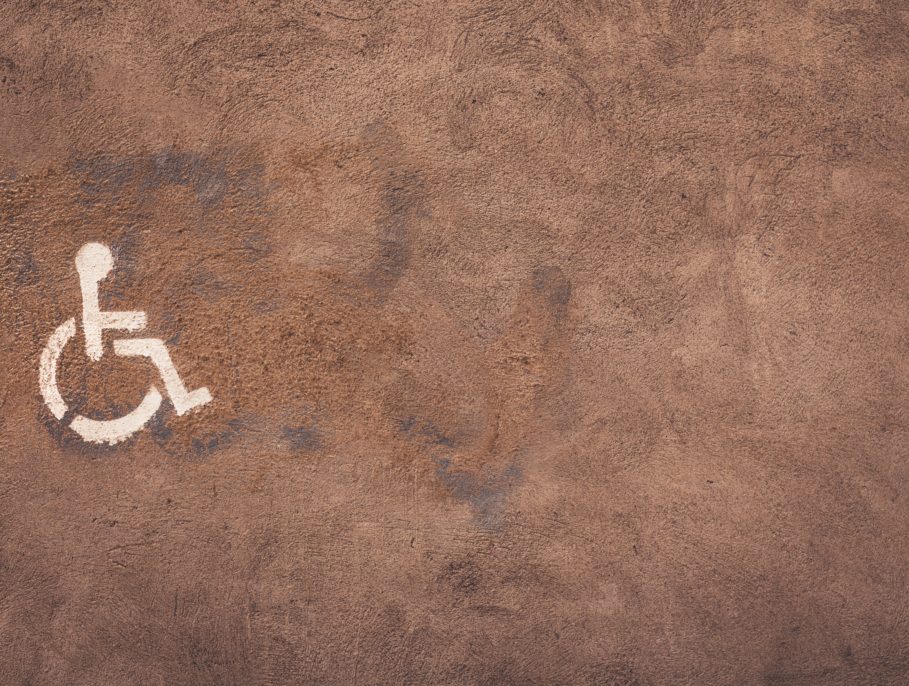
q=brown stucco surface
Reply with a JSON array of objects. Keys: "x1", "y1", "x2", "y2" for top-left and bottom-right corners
[{"x1": 1, "y1": 1, "x2": 908, "y2": 684}]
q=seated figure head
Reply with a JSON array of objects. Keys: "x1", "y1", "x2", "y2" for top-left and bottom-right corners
[{"x1": 75, "y1": 242, "x2": 114, "y2": 281}]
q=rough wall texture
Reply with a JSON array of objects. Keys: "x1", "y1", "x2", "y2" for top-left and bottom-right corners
[{"x1": 1, "y1": 1, "x2": 908, "y2": 684}]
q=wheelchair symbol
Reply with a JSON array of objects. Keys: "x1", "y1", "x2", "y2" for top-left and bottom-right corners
[{"x1": 39, "y1": 242, "x2": 212, "y2": 445}]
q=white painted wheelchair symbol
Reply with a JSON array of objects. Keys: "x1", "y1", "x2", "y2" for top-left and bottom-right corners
[{"x1": 39, "y1": 243, "x2": 212, "y2": 445}]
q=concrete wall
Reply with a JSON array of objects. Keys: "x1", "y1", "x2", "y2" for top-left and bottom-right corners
[{"x1": 1, "y1": 1, "x2": 908, "y2": 684}]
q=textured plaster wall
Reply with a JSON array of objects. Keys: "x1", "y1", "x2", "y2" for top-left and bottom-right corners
[{"x1": 1, "y1": 1, "x2": 908, "y2": 684}]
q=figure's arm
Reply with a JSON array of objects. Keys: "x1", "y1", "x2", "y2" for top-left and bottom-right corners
[{"x1": 99, "y1": 311, "x2": 147, "y2": 331}]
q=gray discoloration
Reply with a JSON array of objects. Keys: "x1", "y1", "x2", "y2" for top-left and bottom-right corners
[
  {"x1": 73, "y1": 155, "x2": 134, "y2": 199},
  {"x1": 150, "y1": 410, "x2": 246, "y2": 460},
  {"x1": 281, "y1": 424, "x2": 322, "y2": 452},
  {"x1": 367, "y1": 237, "x2": 409, "y2": 295},
  {"x1": 189, "y1": 268, "x2": 236, "y2": 300},
  {"x1": 43, "y1": 401, "x2": 134, "y2": 456},
  {"x1": 101, "y1": 230, "x2": 143, "y2": 306},
  {"x1": 240, "y1": 232, "x2": 272, "y2": 262},
  {"x1": 363, "y1": 127, "x2": 428, "y2": 299},
  {"x1": 4, "y1": 250, "x2": 39, "y2": 286},
  {"x1": 432, "y1": 456, "x2": 521, "y2": 529},
  {"x1": 582, "y1": 661, "x2": 646, "y2": 686},
  {"x1": 71, "y1": 149, "x2": 264, "y2": 209},
  {"x1": 380, "y1": 172, "x2": 425, "y2": 227},
  {"x1": 437, "y1": 558, "x2": 481, "y2": 597},
  {"x1": 158, "y1": 311, "x2": 183, "y2": 346},
  {"x1": 148, "y1": 409, "x2": 175, "y2": 445},
  {"x1": 146, "y1": 149, "x2": 229, "y2": 207},
  {"x1": 532, "y1": 265, "x2": 572, "y2": 317},
  {"x1": 398, "y1": 416, "x2": 455, "y2": 447},
  {"x1": 190, "y1": 417, "x2": 245, "y2": 458}
]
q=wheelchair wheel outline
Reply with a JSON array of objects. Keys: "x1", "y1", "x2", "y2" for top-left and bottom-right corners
[{"x1": 39, "y1": 317, "x2": 164, "y2": 445}]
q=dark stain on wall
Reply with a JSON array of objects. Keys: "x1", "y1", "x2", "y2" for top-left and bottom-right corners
[
  {"x1": 281, "y1": 423, "x2": 322, "y2": 453},
  {"x1": 71, "y1": 149, "x2": 263, "y2": 210},
  {"x1": 432, "y1": 456, "x2": 522, "y2": 530}
]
